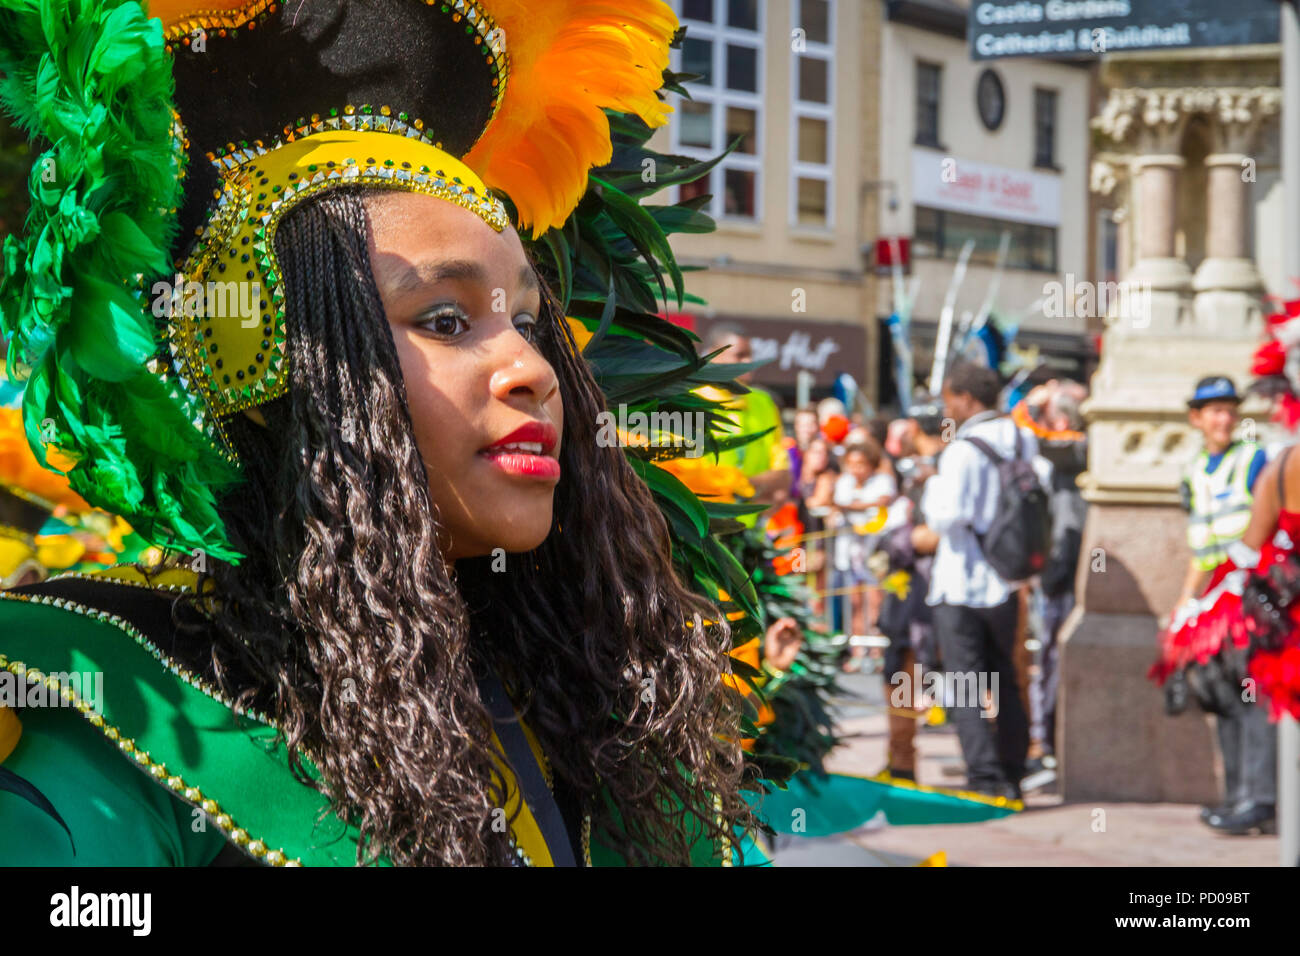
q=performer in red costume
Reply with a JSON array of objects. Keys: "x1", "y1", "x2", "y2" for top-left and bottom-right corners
[{"x1": 1152, "y1": 303, "x2": 1300, "y2": 835}]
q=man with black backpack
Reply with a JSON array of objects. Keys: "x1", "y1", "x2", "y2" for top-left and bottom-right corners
[{"x1": 921, "y1": 363, "x2": 1052, "y2": 801}]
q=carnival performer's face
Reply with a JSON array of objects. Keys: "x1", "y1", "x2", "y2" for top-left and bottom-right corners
[{"x1": 366, "y1": 192, "x2": 563, "y2": 561}]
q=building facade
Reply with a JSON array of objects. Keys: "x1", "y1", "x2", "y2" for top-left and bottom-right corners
[
  {"x1": 876, "y1": 0, "x2": 1095, "y2": 407},
  {"x1": 651, "y1": 0, "x2": 882, "y2": 411}
]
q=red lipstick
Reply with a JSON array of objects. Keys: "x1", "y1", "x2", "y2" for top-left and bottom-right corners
[{"x1": 480, "y1": 421, "x2": 561, "y2": 481}]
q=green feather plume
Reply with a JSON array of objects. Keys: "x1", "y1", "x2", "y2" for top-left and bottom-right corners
[{"x1": 0, "y1": 0, "x2": 241, "y2": 561}]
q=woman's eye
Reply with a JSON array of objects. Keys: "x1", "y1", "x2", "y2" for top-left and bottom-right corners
[
  {"x1": 420, "y1": 305, "x2": 470, "y2": 338},
  {"x1": 514, "y1": 312, "x2": 538, "y2": 343}
]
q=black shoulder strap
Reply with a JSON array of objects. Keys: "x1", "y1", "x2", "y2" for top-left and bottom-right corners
[
  {"x1": 966, "y1": 435, "x2": 1003, "y2": 465},
  {"x1": 477, "y1": 671, "x2": 578, "y2": 867}
]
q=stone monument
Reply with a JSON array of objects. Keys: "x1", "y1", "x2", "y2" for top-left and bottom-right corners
[{"x1": 1060, "y1": 48, "x2": 1280, "y2": 803}]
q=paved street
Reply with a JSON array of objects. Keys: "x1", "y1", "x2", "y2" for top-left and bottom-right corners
[{"x1": 768, "y1": 668, "x2": 1279, "y2": 867}]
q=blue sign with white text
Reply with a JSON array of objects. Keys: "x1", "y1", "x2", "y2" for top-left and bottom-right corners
[{"x1": 969, "y1": 0, "x2": 1280, "y2": 61}]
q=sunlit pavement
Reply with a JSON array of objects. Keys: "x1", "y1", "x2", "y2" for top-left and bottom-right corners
[{"x1": 767, "y1": 668, "x2": 1279, "y2": 867}]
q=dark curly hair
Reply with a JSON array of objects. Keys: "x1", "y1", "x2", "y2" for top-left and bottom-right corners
[{"x1": 180, "y1": 187, "x2": 752, "y2": 866}]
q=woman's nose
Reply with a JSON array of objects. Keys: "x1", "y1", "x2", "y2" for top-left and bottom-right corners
[{"x1": 488, "y1": 331, "x2": 558, "y2": 404}]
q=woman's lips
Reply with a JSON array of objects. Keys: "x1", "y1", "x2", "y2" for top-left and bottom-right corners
[
  {"x1": 481, "y1": 450, "x2": 562, "y2": 480},
  {"x1": 480, "y1": 421, "x2": 561, "y2": 481}
]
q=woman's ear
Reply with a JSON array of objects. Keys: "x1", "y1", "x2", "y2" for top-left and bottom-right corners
[{"x1": 243, "y1": 407, "x2": 269, "y2": 428}]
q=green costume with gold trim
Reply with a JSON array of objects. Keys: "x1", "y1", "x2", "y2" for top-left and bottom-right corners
[
  {"x1": 0, "y1": 0, "x2": 775, "y2": 866},
  {"x1": 0, "y1": 566, "x2": 761, "y2": 866}
]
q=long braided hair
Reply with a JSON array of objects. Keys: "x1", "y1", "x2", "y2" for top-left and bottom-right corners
[{"x1": 181, "y1": 187, "x2": 753, "y2": 865}]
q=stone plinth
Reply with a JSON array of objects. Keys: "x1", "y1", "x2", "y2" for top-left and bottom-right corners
[{"x1": 1057, "y1": 506, "x2": 1220, "y2": 804}]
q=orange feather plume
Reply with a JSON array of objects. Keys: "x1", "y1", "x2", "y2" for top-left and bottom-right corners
[{"x1": 465, "y1": 0, "x2": 678, "y2": 238}]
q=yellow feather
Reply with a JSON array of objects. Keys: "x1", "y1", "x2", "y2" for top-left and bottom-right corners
[{"x1": 467, "y1": 0, "x2": 679, "y2": 237}]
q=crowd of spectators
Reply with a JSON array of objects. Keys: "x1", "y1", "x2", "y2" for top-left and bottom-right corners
[{"x1": 765, "y1": 360, "x2": 1089, "y2": 796}]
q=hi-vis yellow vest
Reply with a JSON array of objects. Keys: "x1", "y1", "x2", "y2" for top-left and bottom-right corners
[{"x1": 1186, "y1": 442, "x2": 1259, "y2": 570}]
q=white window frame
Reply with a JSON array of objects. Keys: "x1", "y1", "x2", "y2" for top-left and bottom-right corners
[
  {"x1": 789, "y1": 0, "x2": 835, "y2": 231},
  {"x1": 669, "y1": 0, "x2": 764, "y2": 224},
  {"x1": 1033, "y1": 86, "x2": 1059, "y2": 169}
]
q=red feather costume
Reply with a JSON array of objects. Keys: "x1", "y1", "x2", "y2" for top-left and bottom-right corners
[{"x1": 1150, "y1": 299, "x2": 1300, "y2": 721}]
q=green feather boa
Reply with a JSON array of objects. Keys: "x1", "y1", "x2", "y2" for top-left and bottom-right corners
[{"x1": 0, "y1": 0, "x2": 241, "y2": 560}]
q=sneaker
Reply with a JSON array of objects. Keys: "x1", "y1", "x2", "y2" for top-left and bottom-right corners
[
  {"x1": 1020, "y1": 768, "x2": 1056, "y2": 793},
  {"x1": 1205, "y1": 802, "x2": 1276, "y2": 835}
]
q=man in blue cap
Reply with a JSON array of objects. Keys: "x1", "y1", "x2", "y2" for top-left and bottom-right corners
[{"x1": 1172, "y1": 374, "x2": 1276, "y2": 834}]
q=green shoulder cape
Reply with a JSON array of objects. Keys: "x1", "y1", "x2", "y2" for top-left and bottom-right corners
[{"x1": 0, "y1": 566, "x2": 763, "y2": 867}]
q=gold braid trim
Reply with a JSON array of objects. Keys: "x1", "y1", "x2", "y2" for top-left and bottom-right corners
[{"x1": 0, "y1": 590, "x2": 300, "y2": 865}]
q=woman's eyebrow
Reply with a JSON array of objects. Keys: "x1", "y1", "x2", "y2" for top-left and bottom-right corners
[
  {"x1": 518, "y1": 265, "x2": 540, "y2": 296},
  {"x1": 386, "y1": 258, "x2": 487, "y2": 297},
  {"x1": 386, "y1": 260, "x2": 538, "y2": 299}
]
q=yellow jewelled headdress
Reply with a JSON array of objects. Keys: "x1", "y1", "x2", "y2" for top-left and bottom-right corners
[{"x1": 0, "y1": 0, "x2": 677, "y2": 559}]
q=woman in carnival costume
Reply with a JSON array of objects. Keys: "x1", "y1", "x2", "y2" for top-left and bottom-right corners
[
  {"x1": 1151, "y1": 303, "x2": 1300, "y2": 827},
  {"x1": 0, "y1": 0, "x2": 766, "y2": 866}
]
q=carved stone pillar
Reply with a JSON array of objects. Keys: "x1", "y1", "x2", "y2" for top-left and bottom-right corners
[
  {"x1": 1061, "y1": 81, "x2": 1278, "y2": 805},
  {"x1": 1133, "y1": 154, "x2": 1183, "y2": 260},
  {"x1": 1193, "y1": 89, "x2": 1280, "y2": 333},
  {"x1": 1093, "y1": 88, "x2": 1201, "y2": 331}
]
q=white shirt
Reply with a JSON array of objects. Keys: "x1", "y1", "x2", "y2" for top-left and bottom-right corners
[
  {"x1": 921, "y1": 410, "x2": 1052, "y2": 608},
  {"x1": 831, "y1": 471, "x2": 897, "y2": 572}
]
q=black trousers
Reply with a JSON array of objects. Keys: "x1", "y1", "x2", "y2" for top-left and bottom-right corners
[
  {"x1": 932, "y1": 597, "x2": 1029, "y2": 790},
  {"x1": 1217, "y1": 695, "x2": 1278, "y2": 807}
]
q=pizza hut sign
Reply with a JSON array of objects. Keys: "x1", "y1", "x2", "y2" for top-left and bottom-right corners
[
  {"x1": 703, "y1": 317, "x2": 866, "y2": 388},
  {"x1": 751, "y1": 331, "x2": 840, "y2": 374}
]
